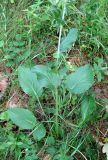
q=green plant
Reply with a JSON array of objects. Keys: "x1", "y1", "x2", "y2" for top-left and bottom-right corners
[
  {"x1": 7, "y1": 108, "x2": 46, "y2": 140},
  {"x1": 15, "y1": 1, "x2": 96, "y2": 159},
  {"x1": 93, "y1": 57, "x2": 108, "y2": 82},
  {"x1": 18, "y1": 60, "x2": 95, "y2": 133},
  {"x1": 1, "y1": 0, "x2": 108, "y2": 159},
  {"x1": 0, "y1": 109, "x2": 46, "y2": 160},
  {"x1": 3, "y1": 34, "x2": 31, "y2": 67}
]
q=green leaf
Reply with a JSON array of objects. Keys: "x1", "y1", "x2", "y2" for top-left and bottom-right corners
[
  {"x1": 32, "y1": 65, "x2": 49, "y2": 87},
  {"x1": 33, "y1": 65, "x2": 62, "y2": 89},
  {"x1": 33, "y1": 123, "x2": 46, "y2": 141},
  {"x1": 32, "y1": 65, "x2": 50, "y2": 76},
  {"x1": 13, "y1": 41, "x2": 25, "y2": 47},
  {"x1": 16, "y1": 51, "x2": 31, "y2": 62},
  {"x1": 10, "y1": 0, "x2": 14, "y2": 3},
  {"x1": 60, "y1": 28, "x2": 78, "y2": 52},
  {"x1": 7, "y1": 108, "x2": 36, "y2": 129},
  {"x1": 47, "y1": 72, "x2": 61, "y2": 89},
  {"x1": 0, "y1": 40, "x2": 4, "y2": 47},
  {"x1": 18, "y1": 65, "x2": 43, "y2": 97},
  {"x1": 81, "y1": 96, "x2": 96, "y2": 121},
  {"x1": 46, "y1": 136, "x2": 55, "y2": 145},
  {"x1": 15, "y1": 34, "x2": 22, "y2": 41},
  {"x1": 0, "y1": 111, "x2": 9, "y2": 120},
  {"x1": 65, "y1": 64, "x2": 94, "y2": 94},
  {"x1": 46, "y1": 146, "x2": 57, "y2": 156}
]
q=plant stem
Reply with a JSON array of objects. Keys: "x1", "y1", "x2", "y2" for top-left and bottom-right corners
[
  {"x1": 57, "y1": 0, "x2": 67, "y2": 60},
  {"x1": 55, "y1": 0, "x2": 67, "y2": 136},
  {"x1": 55, "y1": 88, "x2": 59, "y2": 135}
]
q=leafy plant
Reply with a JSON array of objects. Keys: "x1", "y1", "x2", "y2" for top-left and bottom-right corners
[
  {"x1": 4, "y1": 34, "x2": 30, "y2": 67},
  {"x1": 1, "y1": 0, "x2": 107, "y2": 159},
  {"x1": 93, "y1": 57, "x2": 108, "y2": 82},
  {"x1": 17, "y1": 63, "x2": 95, "y2": 138}
]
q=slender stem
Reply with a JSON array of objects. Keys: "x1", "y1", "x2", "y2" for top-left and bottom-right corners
[
  {"x1": 32, "y1": 87, "x2": 45, "y2": 116},
  {"x1": 57, "y1": 0, "x2": 67, "y2": 60},
  {"x1": 55, "y1": 0, "x2": 67, "y2": 136},
  {"x1": 55, "y1": 88, "x2": 59, "y2": 135}
]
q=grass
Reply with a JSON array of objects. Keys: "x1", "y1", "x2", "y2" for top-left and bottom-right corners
[{"x1": 0, "y1": 0, "x2": 108, "y2": 160}]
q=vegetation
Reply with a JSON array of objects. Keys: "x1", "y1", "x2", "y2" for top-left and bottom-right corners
[{"x1": 0, "y1": 0, "x2": 108, "y2": 159}]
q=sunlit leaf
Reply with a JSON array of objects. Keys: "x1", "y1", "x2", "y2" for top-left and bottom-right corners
[
  {"x1": 65, "y1": 64, "x2": 94, "y2": 94},
  {"x1": 60, "y1": 28, "x2": 78, "y2": 52},
  {"x1": 18, "y1": 65, "x2": 43, "y2": 97}
]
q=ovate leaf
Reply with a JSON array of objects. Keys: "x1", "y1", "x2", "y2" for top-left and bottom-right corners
[
  {"x1": 65, "y1": 64, "x2": 94, "y2": 94},
  {"x1": 33, "y1": 123, "x2": 46, "y2": 141},
  {"x1": 7, "y1": 108, "x2": 36, "y2": 129},
  {"x1": 60, "y1": 28, "x2": 78, "y2": 52},
  {"x1": 18, "y1": 65, "x2": 43, "y2": 97},
  {"x1": 81, "y1": 96, "x2": 96, "y2": 121}
]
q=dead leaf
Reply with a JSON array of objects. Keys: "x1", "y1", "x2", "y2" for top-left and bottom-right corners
[
  {"x1": 68, "y1": 56, "x2": 81, "y2": 65},
  {"x1": 0, "y1": 73, "x2": 8, "y2": 93},
  {"x1": 94, "y1": 84, "x2": 108, "y2": 100},
  {"x1": 6, "y1": 91, "x2": 20, "y2": 108},
  {"x1": 37, "y1": 145, "x2": 48, "y2": 159},
  {"x1": 43, "y1": 155, "x2": 52, "y2": 160}
]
